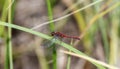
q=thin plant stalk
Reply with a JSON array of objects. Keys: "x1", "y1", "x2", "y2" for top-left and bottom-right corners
[
  {"x1": 109, "y1": 0, "x2": 120, "y2": 65},
  {"x1": 67, "y1": 39, "x2": 73, "y2": 69},
  {"x1": 46, "y1": 0, "x2": 55, "y2": 31},
  {"x1": 52, "y1": 45, "x2": 57, "y2": 69},
  {"x1": 46, "y1": 0, "x2": 56, "y2": 69},
  {"x1": 0, "y1": 0, "x2": 8, "y2": 37},
  {"x1": 7, "y1": 0, "x2": 13, "y2": 69}
]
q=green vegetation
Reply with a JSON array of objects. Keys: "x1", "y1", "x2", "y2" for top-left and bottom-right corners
[{"x1": 0, "y1": 0, "x2": 120, "y2": 69}]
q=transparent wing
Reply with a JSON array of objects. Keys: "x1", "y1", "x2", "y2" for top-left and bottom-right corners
[{"x1": 43, "y1": 37, "x2": 58, "y2": 48}]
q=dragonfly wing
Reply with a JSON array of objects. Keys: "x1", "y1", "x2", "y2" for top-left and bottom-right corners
[{"x1": 43, "y1": 37, "x2": 57, "y2": 48}]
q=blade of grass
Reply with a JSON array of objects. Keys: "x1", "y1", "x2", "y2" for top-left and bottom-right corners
[
  {"x1": 61, "y1": 50, "x2": 119, "y2": 69},
  {"x1": 52, "y1": 45, "x2": 57, "y2": 69},
  {"x1": 0, "y1": 0, "x2": 12, "y2": 69},
  {"x1": 0, "y1": 21, "x2": 106, "y2": 69},
  {"x1": 46, "y1": 0, "x2": 55, "y2": 31},
  {"x1": 46, "y1": 0, "x2": 56, "y2": 68},
  {"x1": 0, "y1": 0, "x2": 8, "y2": 37},
  {"x1": 67, "y1": 53, "x2": 71, "y2": 69},
  {"x1": 5, "y1": 44, "x2": 9, "y2": 69},
  {"x1": 67, "y1": 39, "x2": 73, "y2": 69},
  {"x1": 7, "y1": 0, "x2": 13, "y2": 69},
  {"x1": 0, "y1": 1, "x2": 8, "y2": 69},
  {"x1": 109, "y1": 0, "x2": 120, "y2": 65},
  {"x1": 34, "y1": 38, "x2": 49, "y2": 69}
]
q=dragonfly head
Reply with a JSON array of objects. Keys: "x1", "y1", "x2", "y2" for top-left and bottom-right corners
[{"x1": 51, "y1": 32, "x2": 56, "y2": 36}]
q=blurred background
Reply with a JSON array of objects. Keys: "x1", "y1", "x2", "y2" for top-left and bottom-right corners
[{"x1": 0, "y1": 0, "x2": 120, "y2": 69}]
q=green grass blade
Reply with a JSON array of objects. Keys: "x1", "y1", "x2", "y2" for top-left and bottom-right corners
[
  {"x1": 0, "y1": 0, "x2": 8, "y2": 37},
  {"x1": 46, "y1": 0, "x2": 55, "y2": 31},
  {"x1": 46, "y1": 0, "x2": 56, "y2": 68},
  {"x1": 7, "y1": 0, "x2": 13, "y2": 69},
  {"x1": 67, "y1": 39, "x2": 73, "y2": 69}
]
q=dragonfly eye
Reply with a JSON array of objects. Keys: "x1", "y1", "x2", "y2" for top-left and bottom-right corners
[{"x1": 51, "y1": 32, "x2": 55, "y2": 36}]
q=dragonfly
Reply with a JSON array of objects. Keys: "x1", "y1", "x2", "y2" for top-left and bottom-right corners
[
  {"x1": 51, "y1": 32, "x2": 80, "y2": 40},
  {"x1": 43, "y1": 32, "x2": 80, "y2": 48}
]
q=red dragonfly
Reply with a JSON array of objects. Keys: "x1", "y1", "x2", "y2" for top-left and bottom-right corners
[
  {"x1": 44, "y1": 32, "x2": 80, "y2": 47},
  {"x1": 51, "y1": 32, "x2": 80, "y2": 40}
]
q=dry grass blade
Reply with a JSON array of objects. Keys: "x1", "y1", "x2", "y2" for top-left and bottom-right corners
[{"x1": 60, "y1": 50, "x2": 119, "y2": 69}]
